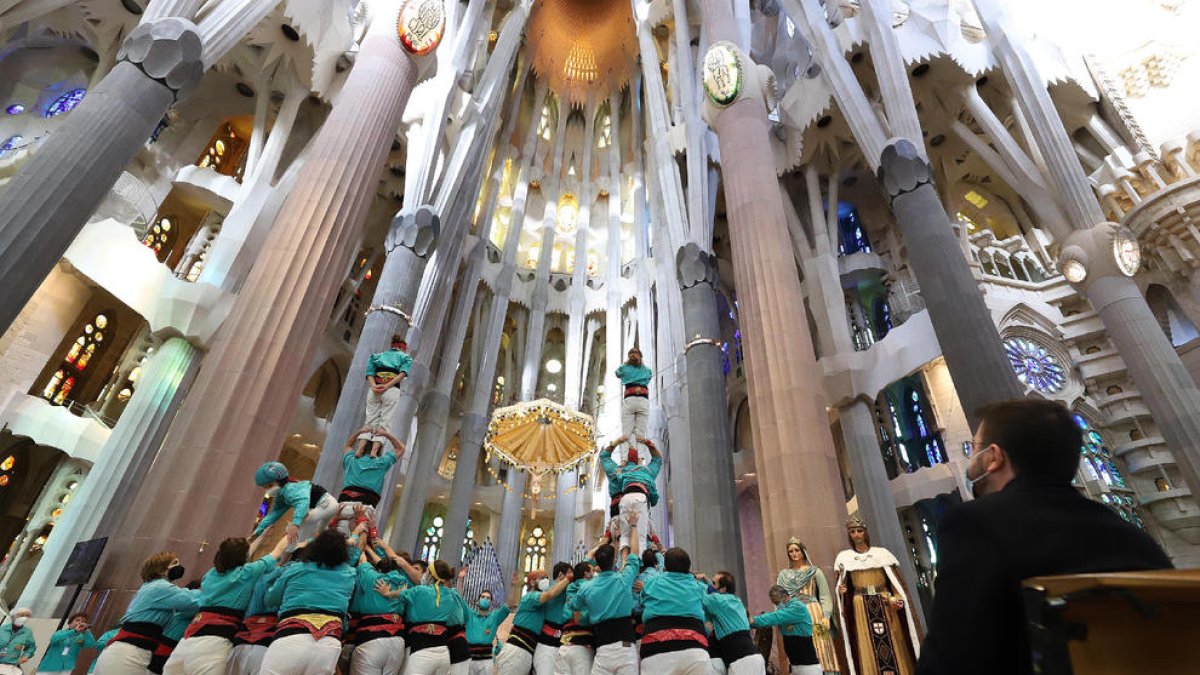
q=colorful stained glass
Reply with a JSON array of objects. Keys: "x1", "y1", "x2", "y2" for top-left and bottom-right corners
[
  {"x1": 5, "y1": 103, "x2": 25, "y2": 115},
  {"x1": 1004, "y1": 337, "x2": 1066, "y2": 393},
  {"x1": 46, "y1": 88, "x2": 86, "y2": 117},
  {"x1": 0, "y1": 135, "x2": 24, "y2": 153}
]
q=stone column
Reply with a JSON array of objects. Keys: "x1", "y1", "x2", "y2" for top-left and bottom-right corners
[
  {"x1": 91, "y1": 19, "x2": 420, "y2": 617},
  {"x1": 675, "y1": 243, "x2": 742, "y2": 577},
  {"x1": 496, "y1": 469, "x2": 527, "y2": 595},
  {"x1": 312, "y1": 206, "x2": 440, "y2": 491},
  {"x1": 602, "y1": 94, "x2": 625, "y2": 438},
  {"x1": 18, "y1": 336, "x2": 200, "y2": 616},
  {"x1": 838, "y1": 396, "x2": 923, "y2": 613},
  {"x1": 696, "y1": 12, "x2": 847, "y2": 570},
  {"x1": 552, "y1": 468, "x2": 577, "y2": 563},
  {"x1": 877, "y1": 141, "x2": 1025, "y2": 425},
  {"x1": 0, "y1": 18, "x2": 203, "y2": 334}
]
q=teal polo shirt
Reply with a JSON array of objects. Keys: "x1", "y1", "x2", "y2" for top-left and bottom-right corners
[
  {"x1": 615, "y1": 363, "x2": 652, "y2": 386},
  {"x1": 349, "y1": 562, "x2": 409, "y2": 615},
  {"x1": 753, "y1": 598, "x2": 813, "y2": 636},
  {"x1": 701, "y1": 592, "x2": 751, "y2": 639},
  {"x1": 253, "y1": 480, "x2": 312, "y2": 535},
  {"x1": 572, "y1": 555, "x2": 642, "y2": 624},
  {"x1": 366, "y1": 349, "x2": 413, "y2": 378},
  {"x1": 511, "y1": 591, "x2": 547, "y2": 633},
  {"x1": 397, "y1": 584, "x2": 464, "y2": 625},
  {"x1": 265, "y1": 561, "x2": 356, "y2": 616},
  {"x1": 197, "y1": 555, "x2": 277, "y2": 611},
  {"x1": 466, "y1": 606, "x2": 510, "y2": 645},
  {"x1": 342, "y1": 451, "x2": 398, "y2": 494},
  {"x1": 38, "y1": 627, "x2": 96, "y2": 671},
  {"x1": 640, "y1": 572, "x2": 706, "y2": 623},
  {"x1": 120, "y1": 579, "x2": 200, "y2": 628}
]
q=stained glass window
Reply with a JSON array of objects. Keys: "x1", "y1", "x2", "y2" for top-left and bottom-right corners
[
  {"x1": 45, "y1": 88, "x2": 86, "y2": 117},
  {"x1": 421, "y1": 515, "x2": 445, "y2": 562},
  {"x1": 1004, "y1": 337, "x2": 1067, "y2": 394},
  {"x1": 873, "y1": 297, "x2": 893, "y2": 340},
  {"x1": 41, "y1": 313, "x2": 112, "y2": 406},
  {"x1": 836, "y1": 202, "x2": 873, "y2": 255},
  {"x1": 876, "y1": 379, "x2": 947, "y2": 476},
  {"x1": 142, "y1": 215, "x2": 177, "y2": 262},
  {"x1": 1073, "y1": 414, "x2": 1142, "y2": 528},
  {"x1": 5, "y1": 103, "x2": 25, "y2": 115},
  {"x1": 0, "y1": 135, "x2": 24, "y2": 155},
  {"x1": 524, "y1": 525, "x2": 548, "y2": 574}
]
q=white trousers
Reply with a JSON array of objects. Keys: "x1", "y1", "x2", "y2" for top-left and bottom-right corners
[
  {"x1": 450, "y1": 661, "x2": 471, "y2": 675},
  {"x1": 494, "y1": 644, "x2": 533, "y2": 675},
  {"x1": 0, "y1": 666, "x2": 25, "y2": 675},
  {"x1": 467, "y1": 658, "x2": 494, "y2": 675},
  {"x1": 619, "y1": 396, "x2": 650, "y2": 440},
  {"x1": 617, "y1": 492, "x2": 649, "y2": 550},
  {"x1": 298, "y1": 492, "x2": 341, "y2": 542},
  {"x1": 92, "y1": 642, "x2": 153, "y2": 674},
  {"x1": 788, "y1": 665, "x2": 822, "y2": 675},
  {"x1": 350, "y1": 637, "x2": 407, "y2": 675},
  {"x1": 590, "y1": 642, "x2": 636, "y2": 675},
  {"x1": 334, "y1": 501, "x2": 378, "y2": 535},
  {"x1": 225, "y1": 644, "x2": 267, "y2": 675},
  {"x1": 640, "y1": 648, "x2": 712, "y2": 675},
  {"x1": 259, "y1": 634, "x2": 341, "y2": 675},
  {"x1": 362, "y1": 387, "x2": 402, "y2": 442},
  {"x1": 402, "y1": 646, "x2": 451, "y2": 675},
  {"x1": 162, "y1": 635, "x2": 231, "y2": 675},
  {"x1": 727, "y1": 653, "x2": 766, "y2": 675},
  {"x1": 533, "y1": 643, "x2": 558, "y2": 675},
  {"x1": 553, "y1": 644, "x2": 593, "y2": 675}
]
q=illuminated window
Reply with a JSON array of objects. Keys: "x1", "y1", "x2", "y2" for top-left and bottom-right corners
[
  {"x1": 1073, "y1": 414, "x2": 1143, "y2": 528},
  {"x1": 597, "y1": 114, "x2": 612, "y2": 149},
  {"x1": 523, "y1": 525, "x2": 548, "y2": 573},
  {"x1": 196, "y1": 122, "x2": 248, "y2": 178},
  {"x1": 41, "y1": 312, "x2": 113, "y2": 407},
  {"x1": 45, "y1": 88, "x2": 86, "y2": 117},
  {"x1": 963, "y1": 190, "x2": 989, "y2": 209},
  {"x1": 875, "y1": 378, "x2": 946, "y2": 477},
  {"x1": 836, "y1": 202, "x2": 872, "y2": 255},
  {"x1": 555, "y1": 194, "x2": 579, "y2": 237},
  {"x1": 142, "y1": 215, "x2": 177, "y2": 262},
  {"x1": 1004, "y1": 337, "x2": 1066, "y2": 394},
  {"x1": 0, "y1": 135, "x2": 24, "y2": 156},
  {"x1": 0, "y1": 455, "x2": 15, "y2": 489},
  {"x1": 537, "y1": 104, "x2": 554, "y2": 141},
  {"x1": 421, "y1": 514, "x2": 445, "y2": 561},
  {"x1": 5, "y1": 103, "x2": 24, "y2": 115}
]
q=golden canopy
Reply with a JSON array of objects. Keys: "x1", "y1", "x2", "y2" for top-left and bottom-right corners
[{"x1": 484, "y1": 399, "x2": 596, "y2": 474}]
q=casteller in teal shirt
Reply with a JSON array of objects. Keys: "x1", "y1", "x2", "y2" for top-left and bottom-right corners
[
  {"x1": 701, "y1": 592, "x2": 752, "y2": 639},
  {"x1": 752, "y1": 597, "x2": 813, "y2": 637},
  {"x1": 253, "y1": 480, "x2": 314, "y2": 536},
  {"x1": 120, "y1": 579, "x2": 200, "y2": 629},
  {"x1": 600, "y1": 450, "x2": 663, "y2": 506},
  {"x1": 366, "y1": 348, "x2": 413, "y2": 381},
  {"x1": 466, "y1": 603, "x2": 511, "y2": 646},
  {"x1": 615, "y1": 363, "x2": 652, "y2": 387},
  {"x1": 197, "y1": 554, "x2": 278, "y2": 611},
  {"x1": 510, "y1": 590, "x2": 548, "y2": 634},
  {"x1": 88, "y1": 628, "x2": 119, "y2": 673},
  {"x1": 572, "y1": 554, "x2": 642, "y2": 624},
  {"x1": 640, "y1": 571, "x2": 706, "y2": 624},
  {"x1": 342, "y1": 450, "x2": 398, "y2": 495},
  {"x1": 395, "y1": 583, "x2": 465, "y2": 625},
  {"x1": 0, "y1": 621, "x2": 35, "y2": 666},
  {"x1": 37, "y1": 626, "x2": 96, "y2": 671},
  {"x1": 265, "y1": 560, "x2": 356, "y2": 617},
  {"x1": 349, "y1": 561, "x2": 410, "y2": 616}
]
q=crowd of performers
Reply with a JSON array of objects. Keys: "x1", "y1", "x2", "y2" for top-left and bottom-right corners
[{"x1": 0, "y1": 342, "x2": 922, "y2": 675}]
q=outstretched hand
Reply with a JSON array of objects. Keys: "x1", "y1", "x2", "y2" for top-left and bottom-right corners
[{"x1": 375, "y1": 579, "x2": 400, "y2": 598}]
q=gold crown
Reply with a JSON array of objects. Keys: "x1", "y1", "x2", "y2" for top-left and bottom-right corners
[
  {"x1": 845, "y1": 513, "x2": 867, "y2": 530},
  {"x1": 787, "y1": 537, "x2": 802, "y2": 547}
]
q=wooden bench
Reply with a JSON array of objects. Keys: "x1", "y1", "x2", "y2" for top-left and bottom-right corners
[{"x1": 1023, "y1": 569, "x2": 1200, "y2": 674}]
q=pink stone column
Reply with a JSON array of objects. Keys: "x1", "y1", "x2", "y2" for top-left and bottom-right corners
[
  {"x1": 90, "y1": 27, "x2": 418, "y2": 617},
  {"x1": 700, "y1": 0, "x2": 847, "y2": 578}
]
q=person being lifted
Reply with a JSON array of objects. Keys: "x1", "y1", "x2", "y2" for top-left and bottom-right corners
[
  {"x1": 248, "y1": 461, "x2": 339, "y2": 551},
  {"x1": 614, "y1": 348, "x2": 652, "y2": 445},
  {"x1": 600, "y1": 436, "x2": 663, "y2": 555},
  {"x1": 334, "y1": 427, "x2": 404, "y2": 536},
  {"x1": 356, "y1": 334, "x2": 413, "y2": 458}
]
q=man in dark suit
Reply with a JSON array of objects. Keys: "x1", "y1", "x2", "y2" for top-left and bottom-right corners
[{"x1": 916, "y1": 399, "x2": 1172, "y2": 675}]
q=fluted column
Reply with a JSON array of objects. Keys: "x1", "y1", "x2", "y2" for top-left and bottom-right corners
[
  {"x1": 91, "y1": 19, "x2": 421, "y2": 619},
  {"x1": 602, "y1": 93, "x2": 625, "y2": 438},
  {"x1": 312, "y1": 208, "x2": 440, "y2": 491},
  {"x1": 0, "y1": 19, "x2": 203, "y2": 334},
  {"x1": 675, "y1": 244, "x2": 742, "y2": 576},
  {"x1": 697, "y1": 5, "x2": 846, "y2": 572},
  {"x1": 552, "y1": 469, "x2": 577, "y2": 562},
  {"x1": 496, "y1": 469, "x2": 527, "y2": 595},
  {"x1": 18, "y1": 336, "x2": 200, "y2": 616}
]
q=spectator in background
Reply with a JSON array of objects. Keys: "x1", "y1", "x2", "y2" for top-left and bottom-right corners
[{"x1": 36, "y1": 612, "x2": 95, "y2": 675}]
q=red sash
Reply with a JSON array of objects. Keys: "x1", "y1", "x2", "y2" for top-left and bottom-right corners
[
  {"x1": 642, "y1": 628, "x2": 708, "y2": 646},
  {"x1": 234, "y1": 615, "x2": 278, "y2": 646},
  {"x1": 275, "y1": 615, "x2": 343, "y2": 642},
  {"x1": 183, "y1": 609, "x2": 242, "y2": 639}
]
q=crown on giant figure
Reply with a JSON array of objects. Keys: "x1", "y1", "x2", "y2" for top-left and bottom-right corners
[
  {"x1": 787, "y1": 537, "x2": 802, "y2": 547},
  {"x1": 845, "y1": 513, "x2": 867, "y2": 530}
]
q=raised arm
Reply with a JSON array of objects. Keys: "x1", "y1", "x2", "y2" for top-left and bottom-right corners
[
  {"x1": 376, "y1": 429, "x2": 406, "y2": 458},
  {"x1": 537, "y1": 572, "x2": 573, "y2": 604},
  {"x1": 599, "y1": 443, "x2": 619, "y2": 479},
  {"x1": 377, "y1": 539, "x2": 421, "y2": 584}
]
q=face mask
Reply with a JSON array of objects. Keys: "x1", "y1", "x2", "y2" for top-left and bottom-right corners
[
  {"x1": 965, "y1": 447, "x2": 993, "y2": 498},
  {"x1": 167, "y1": 564, "x2": 186, "y2": 581},
  {"x1": 536, "y1": 578, "x2": 550, "y2": 592},
  {"x1": 12, "y1": 617, "x2": 26, "y2": 628},
  {"x1": 478, "y1": 597, "x2": 491, "y2": 610},
  {"x1": 265, "y1": 485, "x2": 281, "y2": 498}
]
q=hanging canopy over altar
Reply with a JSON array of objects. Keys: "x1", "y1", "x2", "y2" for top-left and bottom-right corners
[{"x1": 483, "y1": 399, "x2": 596, "y2": 509}]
